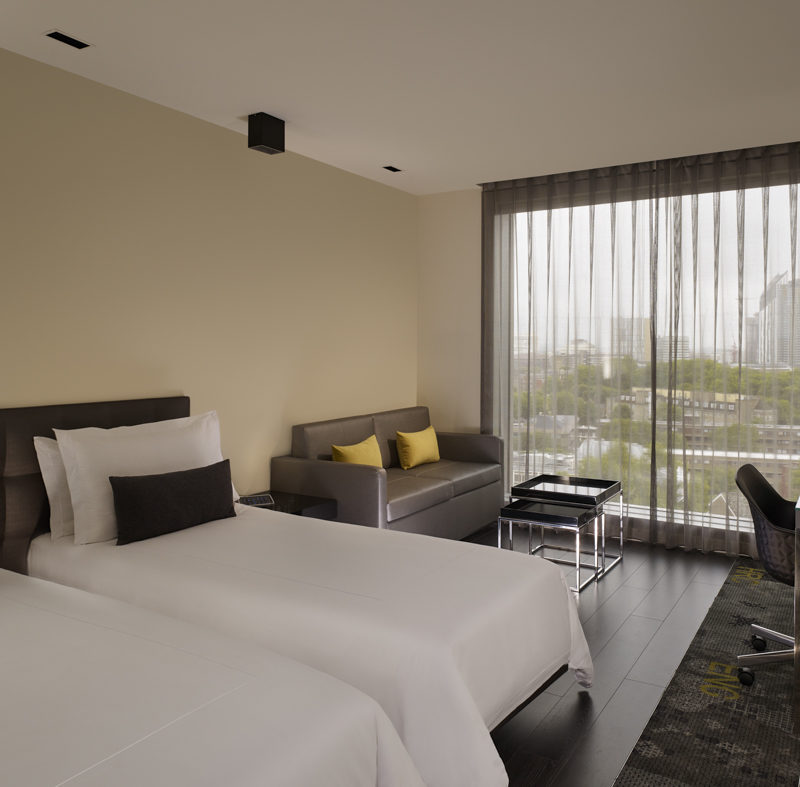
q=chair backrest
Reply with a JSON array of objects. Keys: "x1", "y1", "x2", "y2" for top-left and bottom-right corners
[{"x1": 735, "y1": 464, "x2": 795, "y2": 586}]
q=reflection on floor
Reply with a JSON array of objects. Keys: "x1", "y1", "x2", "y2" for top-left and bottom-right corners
[{"x1": 465, "y1": 525, "x2": 735, "y2": 787}]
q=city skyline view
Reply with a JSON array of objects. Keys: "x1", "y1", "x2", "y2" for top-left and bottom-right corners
[
  {"x1": 506, "y1": 179, "x2": 800, "y2": 531},
  {"x1": 512, "y1": 184, "x2": 798, "y2": 359}
]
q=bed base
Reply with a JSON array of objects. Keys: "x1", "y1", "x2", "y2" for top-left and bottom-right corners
[{"x1": 491, "y1": 664, "x2": 568, "y2": 732}]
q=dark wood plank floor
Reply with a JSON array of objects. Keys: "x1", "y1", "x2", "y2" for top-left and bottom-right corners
[{"x1": 465, "y1": 525, "x2": 735, "y2": 787}]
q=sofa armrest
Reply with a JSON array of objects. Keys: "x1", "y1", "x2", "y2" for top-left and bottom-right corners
[
  {"x1": 436, "y1": 432, "x2": 503, "y2": 465},
  {"x1": 270, "y1": 455, "x2": 388, "y2": 527}
]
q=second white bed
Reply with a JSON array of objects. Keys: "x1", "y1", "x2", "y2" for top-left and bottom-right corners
[
  {"x1": 30, "y1": 504, "x2": 593, "y2": 787},
  {"x1": 1, "y1": 568, "x2": 423, "y2": 787}
]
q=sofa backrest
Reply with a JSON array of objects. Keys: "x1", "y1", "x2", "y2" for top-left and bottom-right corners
[
  {"x1": 291, "y1": 414, "x2": 374, "y2": 461},
  {"x1": 291, "y1": 406, "x2": 431, "y2": 467},
  {"x1": 372, "y1": 407, "x2": 430, "y2": 467}
]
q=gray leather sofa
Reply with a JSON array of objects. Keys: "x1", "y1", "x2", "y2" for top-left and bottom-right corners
[{"x1": 270, "y1": 406, "x2": 503, "y2": 540}]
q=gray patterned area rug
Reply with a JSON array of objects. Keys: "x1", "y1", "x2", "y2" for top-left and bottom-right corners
[{"x1": 615, "y1": 559, "x2": 800, "y2": 786}]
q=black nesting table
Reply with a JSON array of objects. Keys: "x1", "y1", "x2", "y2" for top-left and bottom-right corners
[{"x1": 498, "y1": 475, "x2": 623, "y2": 592}]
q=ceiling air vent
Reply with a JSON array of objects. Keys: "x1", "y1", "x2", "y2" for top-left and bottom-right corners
[
  {"x1": 383, "y1": 165, "x2": 402, "y2": 173},
  {"x1": 45, "y1": 30, "x2": 90, "y2": 50}
]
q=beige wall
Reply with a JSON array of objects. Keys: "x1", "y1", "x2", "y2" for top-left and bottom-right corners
[
  {"x1": 21, "y1": 43, "x2": 782, "y2": 491},
  {"x1": 417, "y1": 190, "x2": 481, "y2": 432},
  {"x1": 0, "y1": 49, "x2": 419, "y2": 492}
]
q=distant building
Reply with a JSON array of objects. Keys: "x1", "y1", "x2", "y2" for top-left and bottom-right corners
[
  {"x1": 754, "y1": 272, "x2": 800, "y2": 366},
  {"x1": 655, "y1": 335, "x2": 691, "y2": 362},
  {"x1": 756, "y1": 423, "x2": 800, "y2": 453},
  {"x1": 744, "y1": 315, "x2": 760, "y2": 365},
  {"x1": 611, "y1": 388, "x2": 761, "y2": 451},
  {"x1": 614, "y1": 317, "x2": 651, "y2": 363},
  {"x1": 555, "y1": 338, "x2": 598, "y2": 369},
  {"x1": 616, "y1": 388, "x2": 758, "y2": 423}
]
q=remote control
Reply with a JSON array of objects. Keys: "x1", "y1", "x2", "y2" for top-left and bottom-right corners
[{"x1": 238, "y1": 493, "x2": 275, "y2": 507}]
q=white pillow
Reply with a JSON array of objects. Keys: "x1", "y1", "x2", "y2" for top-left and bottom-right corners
[
  {"x1": 55, "y1": 411, "x2": 236, "y2": 545},
  {"x1": 33, "y1": 436, "x2": 75, "y2": 540}
]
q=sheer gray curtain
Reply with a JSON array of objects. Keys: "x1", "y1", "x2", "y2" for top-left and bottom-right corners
[{"x1": 482, "y1": 142, "x2": 800, "y2": 556}]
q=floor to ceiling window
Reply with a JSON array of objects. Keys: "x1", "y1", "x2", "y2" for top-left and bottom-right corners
[{"x1": 481, "y1": 143, "x2": 800, "y2": 555}]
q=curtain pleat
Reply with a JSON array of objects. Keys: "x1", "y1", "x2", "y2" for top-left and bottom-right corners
[
  {"x1": 791, "y1": 182, "x2": 798, "y2": 453},
  {"x1": 734, "y1": 169, "x2": 746, "y2": 556},
  {"x1": 648, "y1": 170, "x2": 659, "y2": 539},
  {"x1": 711, "y1": 170, "x2": 721, "y2": 552}
]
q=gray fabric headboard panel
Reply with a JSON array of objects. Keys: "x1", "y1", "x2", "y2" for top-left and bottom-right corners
[{"x1": 0, "y1": 396, "x2": 190, "y2": 574}]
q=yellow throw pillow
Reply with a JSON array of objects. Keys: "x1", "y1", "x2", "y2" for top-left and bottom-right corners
[
  {"x1": 396, "y1": 425, "x2": 440, "y2": 470},
  {"x1": 331, "y1": 434, "x2": 383, "y2": 467}
]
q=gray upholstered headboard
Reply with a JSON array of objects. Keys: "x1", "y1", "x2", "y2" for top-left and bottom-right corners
[{"x1": 0, "y1": 396, "x2": 190, "y2": 574}]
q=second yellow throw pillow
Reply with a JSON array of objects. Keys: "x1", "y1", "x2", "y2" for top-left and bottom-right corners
[
  {"x1": 396, "y1": 425, "x2": 440, "y2": 470},
  {"x1": 331, "y1": 434, "x2": 383, "y2": 467}
]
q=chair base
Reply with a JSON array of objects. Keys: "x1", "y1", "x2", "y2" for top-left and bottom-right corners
[{"x1": 737, "y1": 623, "x2": 795, "y2": 669}]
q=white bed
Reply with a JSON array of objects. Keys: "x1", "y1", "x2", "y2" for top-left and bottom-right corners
[
  {"x1": 1, "y1": 567, "x2": 423, "y2": 787},
  {"x1": 1, "y1": 397, "x2": 593, "y2": 787},
  {"x1": 29, "y1": 504, "x2": 593, "y2": 787}
]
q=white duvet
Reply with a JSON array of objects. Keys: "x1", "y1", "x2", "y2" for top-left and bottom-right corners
[
  {"x1": 29, "y1": 505, "x2": 593, "y2": 787},
  {"x1": 1, "y1": 568, "x2": 423, "y2": 787}
]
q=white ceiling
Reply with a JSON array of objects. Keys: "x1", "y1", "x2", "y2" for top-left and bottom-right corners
[{"x1": 2, "y1": 0, "x2": 800, "y2": 195}]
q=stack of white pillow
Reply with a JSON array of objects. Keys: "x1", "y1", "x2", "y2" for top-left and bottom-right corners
[{"x1": 34, "y1": 411, "x2": 237, "y2": 545}]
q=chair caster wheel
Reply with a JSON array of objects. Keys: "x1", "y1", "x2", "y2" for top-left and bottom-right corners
[
  {"x1": 738, "y1": 667, "x2": 755, "y2": 686},
  {"x1": 751, "y1": 634, "x2": 767, "y2": 652}
]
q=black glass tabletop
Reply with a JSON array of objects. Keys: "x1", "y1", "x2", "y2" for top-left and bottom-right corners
[
  {"x1": 500, "y1": 498, "x2": 600, "y2": 527},
  {"x1": 511, "y1": 474, "x2": 621, "y2": 506}
]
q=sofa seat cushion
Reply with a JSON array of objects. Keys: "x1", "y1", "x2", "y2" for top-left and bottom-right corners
[
  {"x1": 385, "y1": 470, "x2": 453, "y2": 522},
  {"x1": 401, "y1": 460, "x2": 501, "y2": 497}
]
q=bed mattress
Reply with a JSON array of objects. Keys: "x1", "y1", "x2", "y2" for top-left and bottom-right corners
[
  {"x1": 1, "y1": 568, "x2": 423, "y2": 787},
  {"x1": 29, "y1": 504, "x2": 593, "y2": 787}
]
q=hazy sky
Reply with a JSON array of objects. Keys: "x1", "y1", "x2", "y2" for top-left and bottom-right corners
[{"x1": 513, "y1": 184, "x2": 798, "y2": 357}]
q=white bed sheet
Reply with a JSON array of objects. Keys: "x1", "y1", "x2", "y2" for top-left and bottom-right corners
[
  {"x1": 29, "y1": 505, "x2": 594, "y2": 787},
  {"x1": 0, "y1": 569, "x2": 423, "y2": 787}
]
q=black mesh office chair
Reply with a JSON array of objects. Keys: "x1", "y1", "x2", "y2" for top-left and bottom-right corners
[{"x1": 735, "y1": 464, "x2": 796, "y2": 686}]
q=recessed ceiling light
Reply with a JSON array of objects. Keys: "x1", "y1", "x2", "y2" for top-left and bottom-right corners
[
  {"x1": 45, "y1": 30, "x2": 90, "y2": 50},
  {"x1": 383, "y1": 165, "x2": 402, "y2": 173}
]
